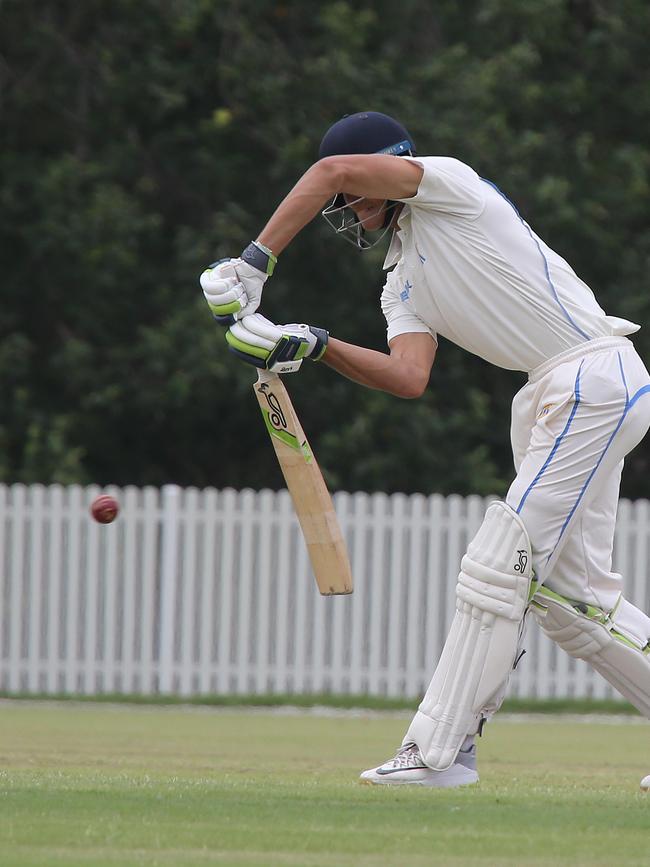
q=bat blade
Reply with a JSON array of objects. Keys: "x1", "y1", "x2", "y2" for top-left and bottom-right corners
[{"x1": 253, "y1": 369, "x2": 353, "y2": 595}]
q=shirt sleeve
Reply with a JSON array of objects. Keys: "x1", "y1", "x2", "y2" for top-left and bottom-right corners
[
  {"x1": 397, "y1": 156, "x2": 486, "y2": 218},
  {"x1": 380, "y1": 269, "x2": 437, "y2": 345}
]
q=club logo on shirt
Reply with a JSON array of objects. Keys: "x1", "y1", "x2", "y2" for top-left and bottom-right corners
[
  {"x1": 538, "y1": 403, "x2": 554, "y2": 419},
  {"x1": 401, "y1": 280, "x2": 412, "y2": 302}
]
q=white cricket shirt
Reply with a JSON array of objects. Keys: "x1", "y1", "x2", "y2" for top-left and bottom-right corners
[{"x1": 381, "y1": 156, "x2": 639, "y2": 372}]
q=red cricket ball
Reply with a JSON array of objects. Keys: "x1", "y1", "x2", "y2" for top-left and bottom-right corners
[{"x1": 90, "y1": 494, "x2": 120, "y2": 524}]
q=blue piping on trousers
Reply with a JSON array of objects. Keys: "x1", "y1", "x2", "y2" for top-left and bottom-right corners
[
  {"x1": 546, "y1": 356, "x2": 650, "y2": 563},
  {"x1": 514, "y1": 361, "x2": 584, "y2": 515}
]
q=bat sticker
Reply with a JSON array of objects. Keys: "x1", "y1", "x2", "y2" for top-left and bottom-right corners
[
  {"x1": 259, "y1": 382, "x2": 287, "y2": 430},
  {"x1": 258, "y1": 383, "x2": 312, "y2": 462}
]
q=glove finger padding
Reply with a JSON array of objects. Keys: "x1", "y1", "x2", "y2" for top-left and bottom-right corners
[
  {"x1": 203, "y1": 282, "x2": 243, "y2": 304},
  {"x1": 229, "y1": 315, "x2": 279, "y2": 352},
  {"x1": 200, "y1": 259, "x2": 238, "y2": 293},
  {"x1": 201, "y1": 241, "x2": 274, "y2": 324},
  {"x1": 225, "y1": 314, "x2": 328, "y2": 373},
  {"x1": 229, "y1": 257, "x2": 268, "y2": 318},
  {"x1": 235, "y1": 259, "x2": 268, "y2": 319},
  {"x1": 201, "y1": 260, "x2": 249, "y2": 325}
]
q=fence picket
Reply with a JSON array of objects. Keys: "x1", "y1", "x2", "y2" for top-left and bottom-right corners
[
  {"x1": 159, "y1": 484, "x2": 180, "y2": 694},
  {"x1": 235, "y1": 490, "x2": 255, "y2": 694},
  {"x1": 216, "y1": 489, "x2": 236, "y2": 693},
  {"x1": 102, "y1": 487, "x2": 120, "y2": 694},
  {"x1": 46, "y1": 485, "x2": 64, "y2": 693},
  {"x1": 368, "y1": 492, "x2": 389, "y2": 695},
  {"x1": 254, "y1": 490, "x2": 274, "y2": 694},
  {"x1": 26, "y1": 485, "x2": 45, "y2": 692},
  {"x1": 64, "y1": 485, "x2": 83, "y2": 693},
  {"x1": 139, "y1": 487, "x2": 159, "y2": 693},
  {"x1": 82, "y1": 485, "x2": 101, "y2": 694},
  {"x1": 291, "y1": 503, "x2": 310, "y2": 694},
  {"x1": 405, "y1": 494, "x2": 426, "y2": 697},
  {"x1": 179, "y1": 488, "x2": 199, "y2": 696},
  {"x1": 347, "y1": 491, "x2": 367, "y2": 695}
]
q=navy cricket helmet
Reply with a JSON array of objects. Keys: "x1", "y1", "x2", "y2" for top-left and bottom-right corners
[
  {"x1": 318, "y1": 112, "x2": 416, "y2": 249},
  {"x1": 318, "y1": 111, "x2": 416, "y2": 159}
]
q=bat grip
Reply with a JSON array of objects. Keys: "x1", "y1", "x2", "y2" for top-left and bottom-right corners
[{"x1": 256, "y1": 368, "x2": 279, "y2": 385}]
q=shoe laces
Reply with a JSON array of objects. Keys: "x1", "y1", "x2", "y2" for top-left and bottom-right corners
[{"x1": 389, "y1": 743, "x2": 425, "y2": 769}]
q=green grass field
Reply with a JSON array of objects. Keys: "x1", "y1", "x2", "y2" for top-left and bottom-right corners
[{"x1": 0, "y1": 702, "x2": 648, "y2": 866}]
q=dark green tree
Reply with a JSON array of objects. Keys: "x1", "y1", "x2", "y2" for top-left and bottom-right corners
[{"x1": 1, "y1": 0, "x2": 648, "y2": 495}]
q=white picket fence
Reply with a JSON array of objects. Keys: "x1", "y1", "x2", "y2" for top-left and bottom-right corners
[{"x1": 0, "y1": 483, "x2": 648, "y2": 702}]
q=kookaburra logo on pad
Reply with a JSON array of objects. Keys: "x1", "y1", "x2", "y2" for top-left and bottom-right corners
[{"x1": 514, "y1": 550, "x2": 528, "y2": 573}]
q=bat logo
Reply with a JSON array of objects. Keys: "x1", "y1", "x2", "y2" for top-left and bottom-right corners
[
  {"x1": 257, "y1": 379, "x2": 312, "y2": 462},
  {"x1": 259, "y1": 383, "x2": 287, "y2": 430}
]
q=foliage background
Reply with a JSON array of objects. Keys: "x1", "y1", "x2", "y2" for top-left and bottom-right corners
[{"x1": 1, "y1": 0, "x2": 649, "y2": 496}]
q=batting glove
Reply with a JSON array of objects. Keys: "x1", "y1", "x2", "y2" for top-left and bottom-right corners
[
  {"x1": 225, "y1": 313, "x2": 328, "y2": 374},
  {"x1": 200, "y1": 242, "x2": 277, "y2": 324}
]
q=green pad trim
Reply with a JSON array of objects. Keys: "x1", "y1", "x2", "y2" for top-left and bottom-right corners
[{"x1": 534, "y1": 585, "x2": 644, "y2": 652}]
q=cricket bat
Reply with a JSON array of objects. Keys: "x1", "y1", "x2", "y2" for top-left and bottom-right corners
[{"x1": 253, "y1": 369, "x2": 353, "y2": 595}]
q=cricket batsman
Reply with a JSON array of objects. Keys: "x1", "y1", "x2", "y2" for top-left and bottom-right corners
[{"x1": 200, "y1": 111, "x2": 650, "y2": 787}]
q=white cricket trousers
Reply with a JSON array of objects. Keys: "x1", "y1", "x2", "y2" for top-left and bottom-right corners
[{"x1": 506, "y1": 336, "x2": 650, "y2": 643}]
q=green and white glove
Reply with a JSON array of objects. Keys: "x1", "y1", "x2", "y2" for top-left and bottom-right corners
[
  {"x1": 226, "y1": 313, "x2": 329, "y2": 374},
  {"x1": 200, "y1": 242, "x2": 277, "y2": 324}
]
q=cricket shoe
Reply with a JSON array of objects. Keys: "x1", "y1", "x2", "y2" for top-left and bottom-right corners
[{"x1": 359, "y1": 742, "x2": 478, "y2": 787}]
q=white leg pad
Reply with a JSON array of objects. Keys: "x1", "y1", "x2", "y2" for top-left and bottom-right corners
[
  {"x1": 532, "y1": 589, "x2": 650, "y2": 717},
  {"x1": 405, "y1": 502, "x2": 533, "y2": 771}
]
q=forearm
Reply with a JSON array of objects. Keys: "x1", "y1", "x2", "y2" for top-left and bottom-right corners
[
  {"x1": 320, "y1": 337, "x2": 430, "y2": 399},
  {"x1": 256, "y1": 153, "x2": 422, "y2": 255},
  {"x1": 257, "y1": 162, "x2": 340, "y2": 255}
]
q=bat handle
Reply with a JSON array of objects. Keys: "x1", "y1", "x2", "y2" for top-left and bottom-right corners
[{"x1": 255, "y1": 368, "x2": 279, "y2": 386}]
